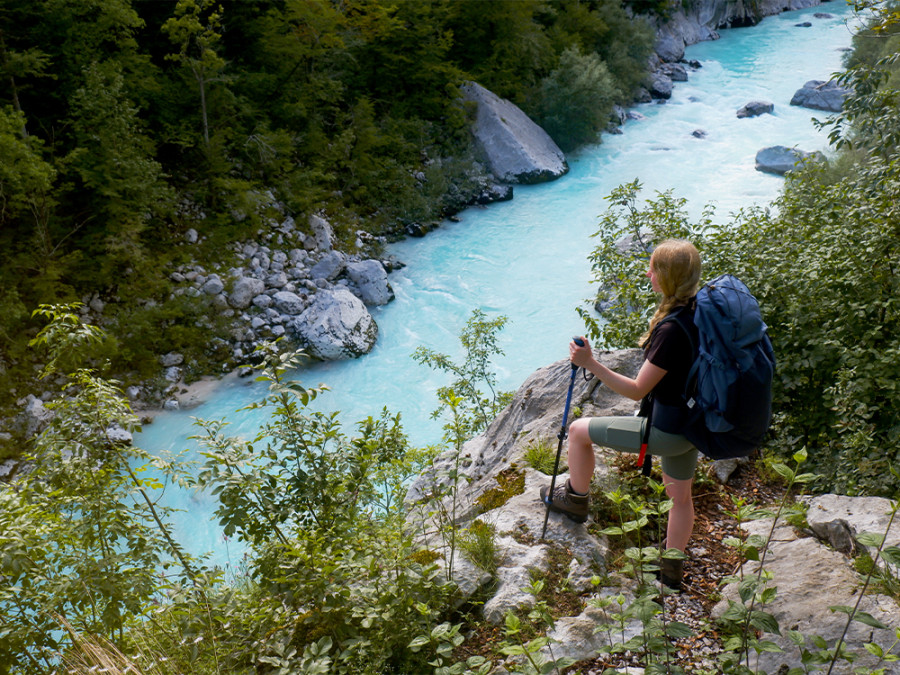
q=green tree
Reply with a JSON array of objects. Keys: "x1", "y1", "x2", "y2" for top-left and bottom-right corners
[
  {"x1": 66, "y1": 62, "x2": 174, "y2": 289},
  {"x1": 586, "y1": 164, "x2": 900, "y2": 496},
  {"x1": 163, "y1": 0, "x2": 227, "y2": 151},
  {"x1": 188, "y1": 345, "x2": 451, "y2": 673},
  {"x1": 0, "y1": 105, "x2": 75, "y2": 313},
  {"x1": 0, "y1": 306, "x2": 206, "y2": 673},
  {"x1": 579, "y1": 180, "x2": 714, "y2": 349},
  {"x1": 0, "y1": 10, "x2": 52, "y2": 130},
  {"x1": 413, "y1": 309, "x2": 514, "y2": 441},
  {"x1": 536, "y1": 46, "x2": 620, "y2": 151},
  {"x1": 444, "y1": 0, "x2": 554, "y2": 103}
]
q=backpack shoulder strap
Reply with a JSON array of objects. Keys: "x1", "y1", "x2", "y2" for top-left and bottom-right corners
[{"x1": 656, "y1": 303, "x2": 696, "y2": 356}]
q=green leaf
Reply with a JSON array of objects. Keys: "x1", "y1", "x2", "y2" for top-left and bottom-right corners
[
  {"x1": 880, "y1": 545, "x2": 900, "y2": 567},
  {"x1": 829, "y1": 606, "x2": 889, "y2": 630},
  {"x1": 865, "y1": 642, "x2": 885, "y2": 658},
  {"x1": 856, "y1": 532, "x2": 886, "y2": 547},
  {"x1": 408, "y1": 636, "x2": 430, "y2": 650},
  {"x1": 665, "y1": 621, "x2": 694, "y2": 638},
  {"x1": 750, "y1": 610, "x2": 782, "y2": 635},
  {"x1": 787, "y1": 629, "x2": 805, "y2": 646},
  {"x1": 755, "y1": 639, "x2": 785, "y2": 654}
]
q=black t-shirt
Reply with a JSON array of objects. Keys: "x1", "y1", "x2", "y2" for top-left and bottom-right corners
[{"x1": 644, "y1": 307, "x2": 697, "y2": 407}]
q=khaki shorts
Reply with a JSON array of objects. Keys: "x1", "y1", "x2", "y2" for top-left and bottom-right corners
[{"x1": 587, "y1": 416, "x2": 698, "y2": 481}]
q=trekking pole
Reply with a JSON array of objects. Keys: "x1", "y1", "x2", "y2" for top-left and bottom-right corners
[{"x1": 540, "y1": 337, "x2": 583, "y2": 541}]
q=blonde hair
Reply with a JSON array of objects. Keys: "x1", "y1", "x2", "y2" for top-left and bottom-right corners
[{"x1": 639, "y1": 239, "x2": 701, "y2": 348}]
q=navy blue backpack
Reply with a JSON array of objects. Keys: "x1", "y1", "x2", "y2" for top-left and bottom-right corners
[{"x1": 679, "y1": 274, "x2": 776, "y2": 459}]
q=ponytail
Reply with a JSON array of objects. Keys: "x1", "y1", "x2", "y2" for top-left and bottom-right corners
[{"x1": 639, "y1": 239, "x2": 701, "y2": 348}]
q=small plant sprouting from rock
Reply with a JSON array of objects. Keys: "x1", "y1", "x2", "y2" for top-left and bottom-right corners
[{"x1": 523, "y1": 437, "x2": 564, "y2": 475}]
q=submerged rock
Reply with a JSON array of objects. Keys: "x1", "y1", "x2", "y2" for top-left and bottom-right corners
[{"x1": 737, "y1": 100, "x2": 774, "y2": 118}]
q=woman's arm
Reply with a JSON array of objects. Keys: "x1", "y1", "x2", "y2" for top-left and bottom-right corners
[{"x1": 569, "y1": 337, "x2": 666, "y2": 401}]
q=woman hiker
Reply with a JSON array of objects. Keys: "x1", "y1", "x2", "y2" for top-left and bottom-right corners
[{"x1": 540, "y1": 238, "x2": 701, "y2": 590}]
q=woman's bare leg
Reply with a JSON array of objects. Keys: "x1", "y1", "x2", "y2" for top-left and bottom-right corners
[
  {"x1": 663, "y1": 473, "x2": 694, "y2": 551},
  {"x1": 565, "y1": 418, "x2": 595, "y2": 494}
]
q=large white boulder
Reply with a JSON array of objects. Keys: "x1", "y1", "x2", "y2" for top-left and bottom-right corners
[
  {"x1": 790, "y1": 79, "x2": 851, "y2": 112},
  {"x1": 461, "y1": 81, "x2": 568, "y2": 185},
  {"x1": 228, "y1": 276, "x2": 265, "y2": 309},
  {"x1": 346, "y1": 260, "x2": 394, "y2": 306},
  {"x1": 291, "y1": 288, "x2": 378, "y2": 360},
  {"x1": 755, "y1": 145, "x2": 823, "y2": 175}
]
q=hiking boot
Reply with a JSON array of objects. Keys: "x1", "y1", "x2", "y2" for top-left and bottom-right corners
[
  {"x1": 659, "y1": 556, "x2": 684, "y2": 591},
  {"x1": 540, "y1": 479, "x2": 589, "y2": 524}
]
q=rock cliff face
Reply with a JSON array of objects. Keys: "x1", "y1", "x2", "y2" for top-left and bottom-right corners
[
  {"x1": 407, "y1": 350, "x2": 900, "y2": 671},
  {"x1": 656, "y1": 0, "x2": 826, "y2": 62}
]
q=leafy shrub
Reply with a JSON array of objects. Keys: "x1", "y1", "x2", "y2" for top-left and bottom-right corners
[
  {"x1": 534, "y1": 47, "x2": 620, "y2": 152},
  {"x1": 583, "y1": 159, "x2": 900, "y2": 496}
]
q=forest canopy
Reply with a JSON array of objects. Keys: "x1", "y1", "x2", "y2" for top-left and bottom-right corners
[{"x1": 0, "y1": 0, "x2": 655, "y2": 402}]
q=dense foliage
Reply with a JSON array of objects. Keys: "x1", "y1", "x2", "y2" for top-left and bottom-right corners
[
  {"x1": 7, "y1": 2, "x2": 900, "y2": 674},
  {"x1": 0, "y1": 0, "x2": 655, "y2": 411},
  {"x1": 582, "y1": 16, "x2": 900, "y2": 497},
  {"x1": 1, "y1": 309, "x2": 464, "y2": 673}
]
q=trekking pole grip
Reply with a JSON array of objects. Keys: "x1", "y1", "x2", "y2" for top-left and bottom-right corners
[{"x1": 571, "y1": 336, "x2": 584, "y2": 371}]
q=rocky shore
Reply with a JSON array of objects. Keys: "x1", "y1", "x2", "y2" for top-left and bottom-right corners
[{"x1": 406, "y1": 350, "x2": 900, "y2": 674}]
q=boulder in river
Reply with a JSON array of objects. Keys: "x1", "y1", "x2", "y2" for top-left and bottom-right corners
[
  {"x1": 648, "y1": 72, "x2": 674, "y2": 99},
  {"x1": 790, "y1": 79, "x2": 850, "y2": 112},
  {"x1": 461, "y1": 81, "x2": 568, "y2": 185},
  {"x1": 737, "y1": 100, "x2": 774, "y2": 118},
  {"x1": 291, "y1": 288, "x2": 378, "y2": 360},
  {"x1": 345, "y1": 260, "x2": 394, "y2": 307},
  {"x1": 755, "y1": 145, "x2": 823, "y2": 175}
]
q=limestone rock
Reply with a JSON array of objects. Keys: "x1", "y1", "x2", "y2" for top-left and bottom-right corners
[
  {"x1": 803, "y1": 494, "x2": 900, "y2": 562},
  {"x1": 648, "y1": 72, "x2": 674, "y2": 99},
  {"x1": 105, "y1": 425, "x2": 133, "y2": 445},
  {"x1": 292, "y1": 288, "x2": 378, "y2": 360},
  {"x1": 653, "y1": 0, "x2": 821, "y2": 67},
  {"x1": 737, "y1": 100, "x2": 774, "y2": 118},
  {"x1": 482, "y1": 536, "x2": 548, "y2": 623},
  {"x1": 461, "y1": 81, "x2": 568, "y2": 185},
  {"x1": 661, "y1": 62, "x2": 688, "y2": 82},
  {"x1": 475, "y1": 182, "x2": 514, "y2": 205},
  {"x1": 229, "y1": 276, "x2": 266, "y2": 309},
  {"x1": 346, "y1": 260, "x2": 394, "y2": 306},
  {"x1": 406, "y1": 350, "x2": 643, "y2": 512},
  {"x1": 310, "y1": 250, "x2": 346, "y2": 281},
  {"x1": 712, "y1": 534, "x2": 900, "y2": 674},
  {"x1": 201, "y1": 276, "x2": 224, "y2": 295},
  {"x1": 272, "y1": 290, "x2": 306, "y2": 316},
  {"x1": 755, "y1": 145, "x2": 823, "y2": 175},
  {"x1": 790, "y1": 79, "x2": 851, "y2": 112},
  {"x1": 542, "y1": 599, "x2": 642, "y2": 665},
  {"x1": 23, "y1": 395, "x2": 54, "y2": 437},
  {"x1": 309, "y1": 213, "x2": 334, "y2": 252}
]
